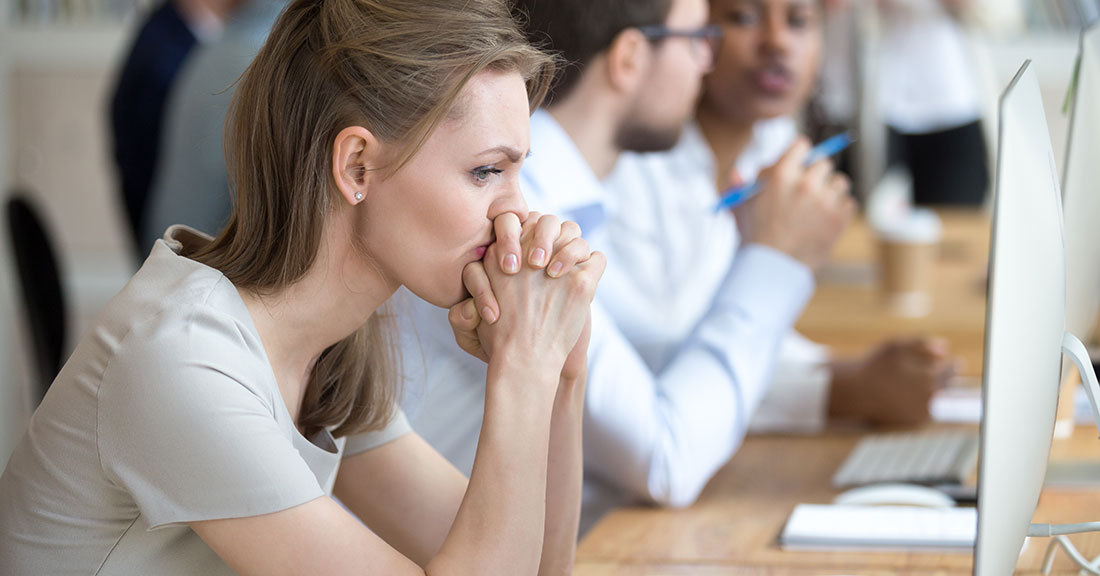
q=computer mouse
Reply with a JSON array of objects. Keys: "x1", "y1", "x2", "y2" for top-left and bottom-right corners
[{"x1": 833, "y1": 483, "x2": 956, "y2": 508}]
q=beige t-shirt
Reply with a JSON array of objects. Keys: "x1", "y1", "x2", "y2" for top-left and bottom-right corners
[{"x1": 0, "y1": 227, "x2": 410, "y2": 575}]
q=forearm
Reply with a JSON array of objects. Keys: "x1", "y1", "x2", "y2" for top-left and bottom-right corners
[
  {"x1": 538, "y1": 373, "x2": 585, "y2": 576},
  {"x1": 584, "y1": 344, "x2": 750, "y2": 507},
  {"x1": 826, "y1": 359, "x2": 871, "y2": 422},
  {"x1": 426, "y1": 357, "x2": 558, "y2": 576},
  {"x1": 584, "y1": 248, "x2": 814, "y2": 506}
]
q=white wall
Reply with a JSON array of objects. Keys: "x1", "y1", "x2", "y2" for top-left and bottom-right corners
[
  {"x1": 984, "y1": 34, "x2": 1079, "y2": 175},
  {"x1": 0, "y1": 67, "x2": 23, "y2": 472},
  {"x1": 1, "y1": 25, "x2": 135, "y2": 467},
  {"x1": 12, "y1": 67, "x2": 135, "y2": 348},
  {"x1": 0, "y1": 5, "x2": 25, "y2": 471}
]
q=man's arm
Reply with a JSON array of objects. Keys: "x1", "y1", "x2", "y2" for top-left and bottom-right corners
[{"x1": 582, "y1": 244, "x2": 815, "y2": 507}]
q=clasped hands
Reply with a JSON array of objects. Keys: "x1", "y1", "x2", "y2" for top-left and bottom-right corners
[{"x1": 447, "y1": 212, "x2": 605, "y2": 383}]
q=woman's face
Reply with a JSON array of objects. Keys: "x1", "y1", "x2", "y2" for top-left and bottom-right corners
[
  {"x1": 358, "y1": 69, "x2": 531, "y2": 308},
  {"x1": 703, "y1": 0, "x2": 823, "y2": 124}
]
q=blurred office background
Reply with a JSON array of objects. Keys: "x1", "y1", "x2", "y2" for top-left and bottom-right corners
[{"x1": 0, "y1": 0, "x2": 1097, "y2": 468}]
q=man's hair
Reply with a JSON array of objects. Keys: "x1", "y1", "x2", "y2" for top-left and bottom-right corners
[{"x1": 514, "y1": 0, "x2": 673, "y2": 104}]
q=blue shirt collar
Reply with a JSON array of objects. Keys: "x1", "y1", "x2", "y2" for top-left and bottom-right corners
[{"x1": 521, "y1": 109, "x2": 615, "y2": 237}]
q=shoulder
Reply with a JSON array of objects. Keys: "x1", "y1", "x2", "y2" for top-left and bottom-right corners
[
  {"x1": 114, "y1": 287, "x2": 265, "y2": 385},
  {"x1": 736, "y1": 117, "x2": 798, "y2": 179},
  {"x1": 127, "y1": 291, "x2": 259, "y2": 364},
  {"x1": 97, "y1": 254, "x2": 274, "y2": 419},
  {"x1": 605, "y1": 122, "x2": 716, "y2": 218},
  {"x1": 93, "y1": 289, "x2": 284, "y2": 484},
  {"x1": 758, "y1": 117, "x2": 798, "y2": 144}
]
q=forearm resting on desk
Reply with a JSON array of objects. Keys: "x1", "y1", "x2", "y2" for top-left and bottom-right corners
[
  {"x1": 581, "y1": 247, "x2": 814, "y2": 508},
  {"x1": 429, "y1": 361, "x2": 559, "y2": 576},
  {"x1": 539, "y1": 373, "x2": 585, "y2": 576}
]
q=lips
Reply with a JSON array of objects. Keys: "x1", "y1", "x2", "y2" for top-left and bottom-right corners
[
  {"x1": 474, "y1": 244, "x2": 490, "y2": 260},
  {"x1": 753, "y1": 64, "x2": 793, "y2": 95}
]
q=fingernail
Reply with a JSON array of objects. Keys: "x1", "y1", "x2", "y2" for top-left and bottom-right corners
[
  {"x1": 548, "y1": 261, "x2": 564, "y2": 278},
  {"x1": 531, "y1": 248, "x2": 547, "y2": 267},
  {"x1": 481, "y1": 306, "x2": 498, "y2": 324},
  {"x1": 461, "y1": 300, "x2": 476, "y2": 320},
  {"x1": 504, "y1": 253, "x2": 519, "y2": 273}
]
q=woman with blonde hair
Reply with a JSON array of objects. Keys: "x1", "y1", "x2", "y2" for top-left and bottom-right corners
[{"x1": 0, "y1": 0, "x2": 603, "y2": 574}]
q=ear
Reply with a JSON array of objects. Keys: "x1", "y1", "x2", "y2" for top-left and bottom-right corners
[
  {"x1": 605, "y1": 27, "x2": 652, "y2": 95},
  {"x1": 332, "y1": 126, "x2": 382, "y2": 206}
]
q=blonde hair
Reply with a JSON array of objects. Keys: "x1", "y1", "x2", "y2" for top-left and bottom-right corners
[{"x1": 193, "y1": 0, "x2": 555, "y2": 438}]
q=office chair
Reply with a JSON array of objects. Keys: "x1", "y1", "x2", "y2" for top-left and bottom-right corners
[{"x1": 5, "y1": 192, "x2": 66, "y2": 406}]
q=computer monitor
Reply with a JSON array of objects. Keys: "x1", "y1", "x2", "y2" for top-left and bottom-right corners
[
  {"x1": 1063, "y1": 21, "x2": 1100, "y2": 348},
  {"x1": 1046, "y1": 21, "x2": 1100, "y2": 467},
  {"x1": 973, "y1": 61, "x2": 1067, "y2": 576}
]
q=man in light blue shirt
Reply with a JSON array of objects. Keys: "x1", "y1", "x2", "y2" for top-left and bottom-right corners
[
  {"x1": 399, "y1": 0, "x2": 854, "y2": 532},
  {"x1": 603, "y1": 0, "x2": 955, "y2": 436}
]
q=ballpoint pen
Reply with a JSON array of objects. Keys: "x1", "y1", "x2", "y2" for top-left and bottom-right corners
[{"x1": 713, "y1": 131, "x2": 856, "y2": 213}]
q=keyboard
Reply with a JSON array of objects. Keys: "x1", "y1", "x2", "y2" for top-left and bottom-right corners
[{"x1": 832, "y1": 430, "x2": 980, "y2": 489}]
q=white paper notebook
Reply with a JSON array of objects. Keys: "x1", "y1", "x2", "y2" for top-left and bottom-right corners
[
  {"x1": 780, "y1": 504, "x2": 977, "y2": 552},
  {"x1": 930, "y1": 386, "x2": 983, "y2": 423},
  {"x1": 930, "y1": 385, "x2": 1095, "y2": 425}
]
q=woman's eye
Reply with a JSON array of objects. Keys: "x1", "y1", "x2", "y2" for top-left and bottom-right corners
[
  {"x1": 472, "y1": 166, "x2": 504, "y2": 183},
  {"x1": 789, "y1": 10, "x2": 812, "y2": 29},
  {"x1": 725, "y1": 9, "x2": 758, "y2": 27}
]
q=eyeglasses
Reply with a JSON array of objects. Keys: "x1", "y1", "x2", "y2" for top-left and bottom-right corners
[{"x1": 636, "y1": 25, "x2": 724, "y2": 66}]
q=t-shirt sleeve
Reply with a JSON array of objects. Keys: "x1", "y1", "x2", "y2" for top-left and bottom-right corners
[
  {"x1": 342, "y1": 409, "x2": 412, "y2": 458},
  {"x1": 96, "y1": 305, "x2": 325, "y2": 529}
]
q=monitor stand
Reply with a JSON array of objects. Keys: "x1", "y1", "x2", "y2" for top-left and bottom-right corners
[{"x1": 1027, "y1": 332, "x2": 1100, "y2": 575}]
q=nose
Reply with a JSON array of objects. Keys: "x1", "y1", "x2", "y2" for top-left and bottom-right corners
[
  {"x1": 761, "y1": 13, "x2": 792, "y2": 55},
  {"x1": 489, "y1": 177, "x2": 529, "y2": 223},
  {"x1": 697, "y1": 36, "x2": 716, "y2": 73}
]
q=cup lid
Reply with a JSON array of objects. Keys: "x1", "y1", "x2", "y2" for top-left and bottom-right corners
[{"x1": 873, "y1": 208, "x2": 942, "y2": 244}]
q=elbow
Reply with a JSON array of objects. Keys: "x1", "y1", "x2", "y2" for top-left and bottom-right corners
[
  {"x1": 645, "y1": 464, "x2": 707, "y2": 509},
  {"x1": 657, "y1": 484, "x2": 704, "y2": 509}
]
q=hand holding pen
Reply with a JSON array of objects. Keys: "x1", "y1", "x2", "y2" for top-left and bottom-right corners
[
  {"x1": 730, "y1": 135, "x2": 856, "y2": 271},
  {"x1": 714, "y1": 132, "x2": 855, "y2": 212}
]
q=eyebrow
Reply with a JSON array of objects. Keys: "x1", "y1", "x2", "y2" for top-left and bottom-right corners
[{"x1": 477, "y1": 145, "x2": 530, "y2": 163}]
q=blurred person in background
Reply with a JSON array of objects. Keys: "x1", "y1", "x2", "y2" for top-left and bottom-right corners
[
  {"x1": 139, "y1": 0, "x2": 286, "y2": 255},
  {"x1": 605, "y1": 0, "x2": 957, "y2": 440},
  {"x1": 878, "y1": 0, "x2": 989, "y2": 205},
  {"x1": 398, "y1": 0, "x2": 854, "y2": 534},
  {"x1": 110, "y1": 0, "x2": 242, "y2": 258},
  {"x1": 803, "y1": 0, "x2": 860, "y2": 182}
]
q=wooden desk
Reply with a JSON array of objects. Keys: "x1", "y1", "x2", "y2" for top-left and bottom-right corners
[
  {"x1": 576, "y1": 210, "x2": 1100, "y2": 574},
  {"x1": 795, "y1": 210, "x2": 990, "y2": 378},
  {"x1": 575, "y1": 565, "x2": 957, "y2": 575},
  {"x1": 576, "y1": 427, "x2": 1100, "y2": 575}
]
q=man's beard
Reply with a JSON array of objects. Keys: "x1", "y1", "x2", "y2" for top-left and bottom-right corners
[{"x1": 614, "y1": 116, "x2": 684, "y2": 154}]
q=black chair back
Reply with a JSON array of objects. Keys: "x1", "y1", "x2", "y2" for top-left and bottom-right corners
[{"x1": 6, "y1": 193, "x2": 65, "y2": 405}]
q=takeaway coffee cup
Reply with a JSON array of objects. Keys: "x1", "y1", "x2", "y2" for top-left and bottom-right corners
[{"x1": 874, "y1": 208, "x2": 942, "y2": 317}]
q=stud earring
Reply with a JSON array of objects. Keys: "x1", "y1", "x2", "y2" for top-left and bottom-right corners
[{"x1": 354, "y1": 192, "x2": 363, "y2": 202}]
